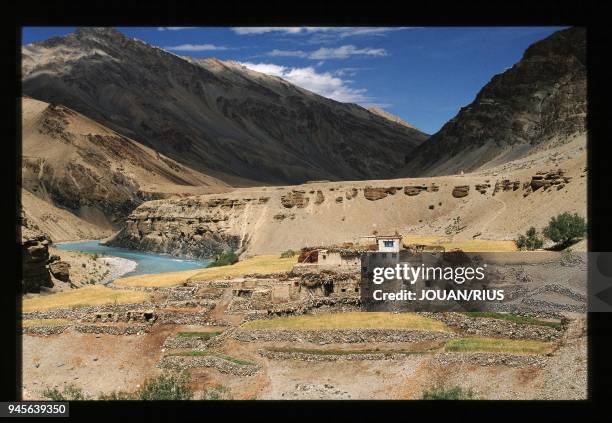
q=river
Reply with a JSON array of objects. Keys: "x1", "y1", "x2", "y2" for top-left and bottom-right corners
[{"x1": 55, "y1": 240, "x2": 211, "y2": 279}]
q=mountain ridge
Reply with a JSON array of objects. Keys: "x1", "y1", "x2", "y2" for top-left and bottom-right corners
[
  {"x1": 22, "y1": 27, "x2": 428, "y2": 186},
  {"x1": 399, "y1": 27, "x2": 586, "y2": 177}
]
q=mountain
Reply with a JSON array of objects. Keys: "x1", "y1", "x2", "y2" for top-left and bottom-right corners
[
  {"x1": 21, "y1": 96, "x2": 227, "y2": 238},
  {"x1": 399, "y1": 27, "x2": 586, "y2": 177},
  {"x1": 367, "y1": 106, "x2": 419, "y2": 130},
  {"x1": 22, "y1": 28, "x2": 428, "y2": 186}
]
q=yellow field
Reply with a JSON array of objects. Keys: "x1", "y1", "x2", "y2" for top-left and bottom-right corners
[
  {"x1": 115, "y1": 255, "x2": 298, "y2": 288},
  {"x1": 21, "y1": 318, "x2": 72, "y2": 327},
  {"x1": 22, "y1": 285, "x2": 151, "y2": 312},
  {"x1": 444, "y1": 337, "x2": 551, "y2": 354},
  {"x1": 241, "y1": 311, "x2": 451, "y2": 331},
  {"x1": 403, "y1": 235, "x2": 517, "y2": 252}
]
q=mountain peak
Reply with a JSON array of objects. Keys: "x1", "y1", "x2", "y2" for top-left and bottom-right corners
[{"x1": 367, "y1": 107, "x2": 419, "y2": 131}]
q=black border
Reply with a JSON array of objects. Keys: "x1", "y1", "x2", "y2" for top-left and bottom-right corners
[{"x1": 4, "y1": 0, "x2": 612, "y2": 419}]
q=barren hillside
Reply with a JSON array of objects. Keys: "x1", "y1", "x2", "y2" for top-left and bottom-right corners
[
  {"x1": 21, "y1": 96, "x2": 228, "y2": 238},
  {"x1": 22, "y1": 28, "x2": 427, "y2": 186},
  {"x1": 107, "y1": 134, "x2": 586, "y2": 258}
]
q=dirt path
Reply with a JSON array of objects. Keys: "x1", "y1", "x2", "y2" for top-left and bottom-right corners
[{"x1": 209, "y1": 288, "x2": 242, "y2": 325}]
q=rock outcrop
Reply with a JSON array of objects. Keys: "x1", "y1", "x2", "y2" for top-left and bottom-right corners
[{"x1": 452, "y1": 185, "x2": 470, "y2": 198}]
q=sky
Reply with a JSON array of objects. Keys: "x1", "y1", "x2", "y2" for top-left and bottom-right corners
[{"x1": 22, "y1": 26, "x2": 566, "y2": 134}]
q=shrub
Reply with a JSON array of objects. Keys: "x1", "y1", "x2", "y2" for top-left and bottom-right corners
[
  {"x1": 422, "y1": 385, "x2": 476, "y2": 400},
  {"x1": 542, "y1": 212, "x2": 587, "y2": 248},
  {"x1": 280, "y1": 249, "x2": 296, "y2": 258},
  {"x1": 514, "y1": 227, "x2": 544, "y2": 250},
  {"x1": 137, "y1": 371, "x2": 193, "y2": 400},
  {"x1": 207, "y1": 250, "x2": 238, "y2": 268},
  {"x1": 200, "y1": 385, "x2": 233, "y2": 400},
  {"x1": 42, "y1": 384, "x2": 89, "y2": 401}
]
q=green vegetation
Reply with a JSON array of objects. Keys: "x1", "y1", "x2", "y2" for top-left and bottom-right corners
[
  {"x1": 463, "y1": 312, "x2": 561, "y2": 329},
  {"x1": 241, "y1": 311, "x2": 450, "y2": 332},
  {"x1": 444, "y1": 337, "x2": 551, "y2": 354},
  {"x1": 543, "y1": 212, "x2": 587, "y2": 249},
  {"x1": 99, "y1": 372, "x2": 193, "y2": 400},
  {"x1": 200, "y1": 385, "x2": 233, "y2": 400},
  {"x1": 137, "y1": 371, "x2": 193, "y2": 400},
  {"x1": 42, "y1": 384, "x2": 89, "y2": 401},
  {"x1": 43, "y1": 372, "x2": 194, "y2": 401},
  {"x1": 515, "y1": 227, "x2": 544, "y2": 250},
  {"x1": 280, "y1": 249, "x2": 296, "y2": 258},
  {"x1": 176, "y1": 331, "x2": 222, "y2": 339},
  {"x1": 422, "y1": 385, "x2": 477, "y2": 400},
  {"x1": 207, "y1": 250, "x2": 239, "y2": 268},
  {"x1": 166, "y1": 350, "x2": 255, "y2": 366}
]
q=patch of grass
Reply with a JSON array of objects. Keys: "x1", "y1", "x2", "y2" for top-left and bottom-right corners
[
  {"x1": 200, "y1": 385, "x2": 233, "y2": 400},
  {"x1": 22, "y1": 285, "x2": 151, "y2": 312},
  {"x1": 207, "y1": 251, "x2": 239, "y2": 268},
  {"x1": 463, "y1": 312, "x2": 562, "y2": 329},
  {"x1": 42, "y1": 384, "x2": 89, "y2": 401},
  {"x1": 98, "y1": 371, "x2": 193, "y2": 400},
  {"x1": 241, "y1": 311, "x2": 451, "y2": 331},
  {"x1": 115, "y1": 255, "x2": 298, "y2": 288},
  {"x1": 167, "y1": 350, "x2": 255, "y2": 366},
  {"x1": 423, "y1": 385, "x2": 477, "y2": 400},
  {"x1": 280, "y1": 249, "x2": 296, "y2": 258},
  {"x1": 444, "y1": 337, "x2": 551, "y2": 354},
  {"x1": 176, "y1": 331, "x2": 222, "y2": 339},
  {"x1": 21, "y1": 319, "x2": 72, "y2": 328}
]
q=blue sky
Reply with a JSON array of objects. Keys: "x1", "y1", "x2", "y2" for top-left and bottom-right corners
[{"x1": 22, "y1": 26, "x2": 566, "y2": 134}]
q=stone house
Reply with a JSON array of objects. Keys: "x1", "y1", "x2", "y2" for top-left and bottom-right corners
[{"x1": 376, "y1": 234, "x2": 402, "y2": 253}]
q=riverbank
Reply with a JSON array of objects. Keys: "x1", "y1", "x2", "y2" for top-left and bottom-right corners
[{"x1": 98, "y1": 257, "x2": 138, "y2": 284}]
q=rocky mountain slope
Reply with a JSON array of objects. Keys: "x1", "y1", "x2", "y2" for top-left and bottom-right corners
[
  {"x1": 22, "y1": 96, "x2": 227, "y2": 236},
  {"x1": 400, "y1": 27, "x2": 586, "y2": 177},
  {"x1": 22, "y1": 28, "x2": 428, "y2": 186},
  {"x1": 107, "y1": 135, "x2": 586, "y2": 258},
  {"x1": 367, "y1": 106, "x2": 418, "y2": 130}
]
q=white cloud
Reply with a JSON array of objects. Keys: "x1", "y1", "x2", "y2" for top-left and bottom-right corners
[
  {"x1": 309, "y1": 45, "x2": 387, "y2": 59},
  {"x1": 264, "y1": 45, "x2": 387, "y2": 60},
  {"x1": 157, "y1": 27, "x2": 191, "y2": 31},
  {"x1": 165, "y1": 43, "x2": 229, "y2": 51},
  {"x1": 267, "y1": 49, "x2": 308, "y2": 58},
  {"x1": 239, "y1": 62, "x2": 370, "y2": 103},
  {"x1": 231, "y1": 27, "x2": 413, "y2": 38}
]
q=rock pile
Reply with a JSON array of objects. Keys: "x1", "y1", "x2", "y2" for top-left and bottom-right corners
[
  {"x1": 233, "y1": 329, "x2": 455, "y2": 343},
  {"x1": 158, "y1": 355, "x2": 259, "y2": 376},
  {"x1": 434, "y1": 352, "x2": 546, "y2": 367},
  {"x1": 281, "y1": 190, "x2": 309, "y2": 208},
  {"x1": 363, "y1": 186, "x2": 401, "y2": 201},
  {"x1": 530, "y1": 169, "x2": 571, "y2": 191},
  {"x1": 452, "y1": 185, "x2": 470, "y2": 198}
]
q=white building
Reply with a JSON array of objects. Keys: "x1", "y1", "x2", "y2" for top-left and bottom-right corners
[{"x1": 376, "y1": 235, "x2": 402, "y2": 253}]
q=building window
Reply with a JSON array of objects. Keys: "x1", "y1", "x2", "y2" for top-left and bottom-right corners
[
  {"x1": 383, "y1": 240, "x2": 395, "y2": 248},
  {"x1": 382, "y1": 253, "x2": 387, "y2": 258}
]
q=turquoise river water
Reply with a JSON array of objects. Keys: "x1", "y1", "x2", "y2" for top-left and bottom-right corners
[{"x1": 55, "y1": 240, "x2": 211, "y2": 278}]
